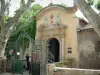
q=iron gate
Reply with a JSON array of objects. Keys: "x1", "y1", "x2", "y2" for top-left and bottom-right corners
[
  {"x1": 6, "y1": 32, "x2": 47, "y2": 75},
  {"x1": 30, "y1": 40, "x2": 46, "y2": 75}
]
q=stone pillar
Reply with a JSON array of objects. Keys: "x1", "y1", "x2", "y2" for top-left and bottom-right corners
[
  {"x1": 62, "y1": 35, "x2": 64, "y2": 61},
  {"x1": 60, "y1": 35, "x2": 64, "y2": 61}
]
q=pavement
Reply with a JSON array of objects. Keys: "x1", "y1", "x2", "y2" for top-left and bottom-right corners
[{"x1": 0, "y1": 71, "x2": 29, "y2": 75}]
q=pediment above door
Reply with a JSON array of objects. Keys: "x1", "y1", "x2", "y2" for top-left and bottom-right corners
[{"x1": 37, "y1": 22, "x2": 67, "y2": 32}]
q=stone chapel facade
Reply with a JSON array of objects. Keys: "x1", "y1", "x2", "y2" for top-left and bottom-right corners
[
  {"x1": 36, "y1": 4, "x2": 79, "y2": 64},
  {"x1": 35, "y1": 4, "x2": 100, "y2": 69}
]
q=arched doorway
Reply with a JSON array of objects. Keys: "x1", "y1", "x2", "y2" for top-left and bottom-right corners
[{"x1": 46, "y1": 38, "x2": 60, "y2": 63}]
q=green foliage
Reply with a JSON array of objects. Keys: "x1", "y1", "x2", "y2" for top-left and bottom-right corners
[
  {"x1": 5, "y1": 4, "x2": 43, "y2": 58},
  {"x1": 96, "y1": 0, "x2": 100, "y2": 10},
  {"x1": 86, "y1": 0, "x2": 100, "y2": 10},
  {"x1": 31, "y1": 4, "x2": 43, "y2": 15},
  {"x1": 87, "y1": 0, "x2": 94, "y2": 5},
  {"x1": 61, "y1": 3, "x2": 67, "y2": 7},
  {"x1": 20, "y1": 0, "x2": 25, "y2": 8},
  {"x1": 21, "y1": 4, "x2": 42, "y2": 18},
  {"x1": 4, "y1": 16, "x2": 9, "y2": 23}
]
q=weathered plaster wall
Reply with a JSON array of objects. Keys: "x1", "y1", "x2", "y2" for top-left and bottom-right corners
[
  {"x1": 78, "y1": 29, "x2": 100, "y2": 69},
  {"x1": 36, "y1": 5, "x2": 79, "y2": 63}
]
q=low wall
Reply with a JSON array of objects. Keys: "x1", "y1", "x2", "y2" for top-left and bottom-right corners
[
  {"x1": 47, "y1": 63, "x2": 100, "y2": 75},
  {"x1": 55, "y1": 67, "x2": 100, "y2": 75},
  {"x1": 54, "y1": 61, "x2": 79, "y2": 68}
]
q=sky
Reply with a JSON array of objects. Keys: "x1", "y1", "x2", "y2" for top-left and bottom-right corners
[
  {"x1": 9, "y1": 0, "x2": 74, "y2": 16},
  {"x1": 9, "y1": 0, "x2": 85, "y2": 18},
  {"x1": 9, "y1": 0, "x2": 100, "y2": 20}
]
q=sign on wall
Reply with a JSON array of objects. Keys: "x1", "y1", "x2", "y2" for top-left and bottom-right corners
[
  {"x1": 9, "y1": 49, "x2": 13, "y2": 55},
  {"x1": 34, "y1": 40, "x2": 42, "y2": 50}
]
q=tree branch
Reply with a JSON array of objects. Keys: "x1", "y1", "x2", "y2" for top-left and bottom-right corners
[
  {"x1": 5, "y1": 0, "x2": 35, "y2": 32},
  {"x1": 74, "y1": 0, "x2": 100, "y2": 37},
  {"x1": 1, "y1": 0, "x2": 6, "y2": 15}
]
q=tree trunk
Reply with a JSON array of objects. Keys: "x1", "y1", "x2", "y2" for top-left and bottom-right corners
[
  {"x1": 0, "y1": 0, "x2": 35, "y2": 59},
  {"x1": 74, "y1": 0, "x2": 100, "y2": 37},
  {"x1": 0, "y1": 16, "x2": 6, "y2": 57}
]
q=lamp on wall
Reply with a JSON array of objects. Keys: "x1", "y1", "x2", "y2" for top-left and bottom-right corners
[
  {"x1": 17, "y1": 52, "x2": 20, "y2": 55},
  {"x1": 68, "y1": 47, "x2": 72, "y2": 53},
  {"x1": 17, "y1": 52, "x2": 20, "y2": 59}
]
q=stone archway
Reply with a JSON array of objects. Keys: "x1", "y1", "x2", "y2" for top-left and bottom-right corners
[{"x1": 46, "y1": 38, "x2": 60, "y2": 63}]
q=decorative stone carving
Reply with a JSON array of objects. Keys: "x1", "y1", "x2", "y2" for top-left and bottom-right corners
[
  {"x1": 50, "y1": 14, "x2": 54, "y2": 19},
  {"x1": 56, "y1": 13, "x2": 61, "y2": 24},
  {"x1": 50, "y1": 14, "x2": 54, "y2": 24},
  {"x1": 44, "y1": 16, "x2": 48, "y2": 25},
  {"x1": 37, "y1": 23, "x2": 67, "y2": 32}
]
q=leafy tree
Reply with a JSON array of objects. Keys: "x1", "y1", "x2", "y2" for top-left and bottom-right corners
[
  {"x1": 5, "y1": 4, "x2": 43, "y2": 58},
  {"x1": 0, "y1": 0, "x2": 35, "y2": 58},
  {"x1": 86, "y1": 0, "x2": 100, "y2": 9},
  {"x1": 74, "y1": 0, "x2": 100, "y2": 37},
  {"x1": 20, "y1": 0, "x2": 25, "y2": 8}
]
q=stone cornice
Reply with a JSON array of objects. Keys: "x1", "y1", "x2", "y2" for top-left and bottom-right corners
[{"x1": 37, "y1": 23, "x2": 67, "y2": 32}]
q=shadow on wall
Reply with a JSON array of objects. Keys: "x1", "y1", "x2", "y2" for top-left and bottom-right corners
[{"x1": 79, "y1": 51, "x2": 100, "y2": 69}]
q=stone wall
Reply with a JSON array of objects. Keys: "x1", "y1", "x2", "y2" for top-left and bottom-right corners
[
  {"x1": 78, "y1": 29, "x2": 100, "y2": 69},
  {"x1": 46, "y1": 64, "x2": 100, "y2": 75},
  {"x1": 55, "y1": 68, "x2": 100, "y2": 75},
  {"x1": 36, "y1": 5, "x2": 79, "y2": 62}
]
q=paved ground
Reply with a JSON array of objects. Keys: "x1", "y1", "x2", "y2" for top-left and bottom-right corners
[{"x1": 0, "y1": 71, "x2": 29, "y2": 75}]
